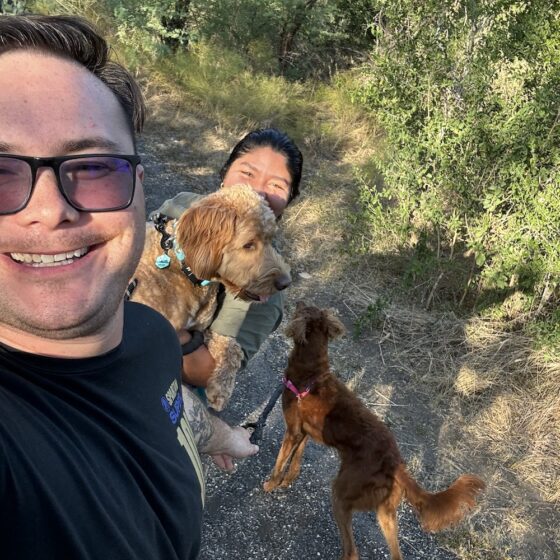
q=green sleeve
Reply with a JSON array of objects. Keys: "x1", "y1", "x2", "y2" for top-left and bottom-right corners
[
  {"x1": 149, "y1": 191, "x2": 203, "y2": 220},
  {"x1": 210, "y1": 291, "x2": 286, "y2": 368}
]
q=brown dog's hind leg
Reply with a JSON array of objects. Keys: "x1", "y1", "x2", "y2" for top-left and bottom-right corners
[
  {"x1": 263, "y1": 431, "x2": 306, "y2": 491},
  {"x1": 331, "y1": 487, "x2": 359, "y2": 560},
  {"x1": 376, "y1": 499, "x2": 402, "y2": 560}
]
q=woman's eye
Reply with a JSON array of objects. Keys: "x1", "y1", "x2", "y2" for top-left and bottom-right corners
[{"x1": 241, "y1": 170, "x2": 253, "y2": 177}]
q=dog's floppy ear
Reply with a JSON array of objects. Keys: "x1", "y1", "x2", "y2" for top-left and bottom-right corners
[
  {"x1": 323, "y1": 308, "x2": 346, "y2": 339},
  {"x1": 285, "y1": 315, "x2": 308, "y2": 344},
  {"x1": 175, "y1": 203, "x2": 236, "y2": 279}
]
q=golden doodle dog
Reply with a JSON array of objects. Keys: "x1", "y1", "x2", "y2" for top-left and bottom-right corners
[
  {"x1": 264, "y1": 302, "x2": 484, "y2": 560},
  {"x1": 131, "y1": 184, "x2": 291, "y2": 410}
]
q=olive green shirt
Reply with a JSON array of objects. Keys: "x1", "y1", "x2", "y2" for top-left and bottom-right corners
[{"x1": 151, "y1": 192, "x2": 285, "y2": 368}]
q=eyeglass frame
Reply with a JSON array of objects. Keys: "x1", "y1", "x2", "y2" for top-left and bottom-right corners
[{"x1": 0, "y1": 153, "x2": 142, "y2": 215}]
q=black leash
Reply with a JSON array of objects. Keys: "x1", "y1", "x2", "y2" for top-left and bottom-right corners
[
  {"x1": 152, "y1": 212, "x2": 174, "y2": 252},
  {"x1": 124, "y1": 278, "x2": 138, "y2": 301},
  {"x1": 243, "y1": 381, "x2": 284, "y2": 445},
  {"x1": 152, "y1": 212, "x2": 212, "y2": 287}
]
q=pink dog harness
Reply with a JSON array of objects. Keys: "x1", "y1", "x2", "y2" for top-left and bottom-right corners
[{"x1": 283, "y1": 377, "x2": 315, "y2": 400}]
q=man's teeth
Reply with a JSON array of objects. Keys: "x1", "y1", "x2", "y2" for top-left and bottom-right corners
[{"x1": 10, "y1": 247, "x2": 89, "y2": 267}]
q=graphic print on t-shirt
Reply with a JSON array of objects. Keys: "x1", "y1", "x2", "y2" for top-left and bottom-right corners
[
  {"x1": 161, "y1": 378, "x2": 183, "y2": 424},
  {"x1": 162, "y1": 378, "x2": 205, "y2": 503}
]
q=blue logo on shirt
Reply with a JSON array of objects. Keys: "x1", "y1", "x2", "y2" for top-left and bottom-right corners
[{"x1": 161, "y1": 379, "x2": 183, "y2": 425}]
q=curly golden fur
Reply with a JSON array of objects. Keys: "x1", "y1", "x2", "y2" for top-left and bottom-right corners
[{"x1": 131, "y1": 184, "x2": 291, "y2": 410}]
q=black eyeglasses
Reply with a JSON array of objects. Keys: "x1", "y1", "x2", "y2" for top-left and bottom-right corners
[{"x1": 0, "y1": 154, "x2": 142, "y2": 214}]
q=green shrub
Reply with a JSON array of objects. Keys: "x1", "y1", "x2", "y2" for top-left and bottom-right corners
[
  {"x1": 353, "y1": 296, "x2": 389, "y2": 339},
  {"x1": 351, "y1": 0, "x2": 560, "y2": 316}
]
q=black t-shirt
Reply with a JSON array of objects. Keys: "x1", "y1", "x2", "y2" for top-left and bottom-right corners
[{"x1": 0, "y1": 302, "x2": 203, "y2": 560}]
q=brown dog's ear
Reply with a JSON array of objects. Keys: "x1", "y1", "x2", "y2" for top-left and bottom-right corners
[
  {"x1": 175, "y1": 204, "x2": 236, "y2": 279},
  {"x1": 323, "y1": 308, "x2": 346, "y2": 339},
  {"x1": 285, "y1": 315, "x2": 307, "y2": 344}
]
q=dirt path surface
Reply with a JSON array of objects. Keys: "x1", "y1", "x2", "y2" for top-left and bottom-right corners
[{"x1": 138, "y1": 100, "x2": 558, "y2": 560}]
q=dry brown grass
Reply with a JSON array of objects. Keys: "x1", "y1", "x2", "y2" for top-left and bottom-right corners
[{"x1": 373, "y1": 307, "x2": 560, "y2": 557}]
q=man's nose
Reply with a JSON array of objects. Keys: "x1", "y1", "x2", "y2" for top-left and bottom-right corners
[{"x1": 15, "y1": 167, "x2": 80, "y2": 228}]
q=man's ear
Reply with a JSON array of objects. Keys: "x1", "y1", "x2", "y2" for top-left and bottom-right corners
[
  {"x1": 175, "y1": 204, "x2": 236, "y2": 279},
  {"x1": 323, "y1": 309, "x2": 345, "y2": 339},
  {"x1": 285, "y1": 316, "x2": 307, "y2": 344}
]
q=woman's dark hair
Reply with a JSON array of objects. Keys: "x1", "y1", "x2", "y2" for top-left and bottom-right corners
[
  {"x1": 0, "y1": 14, "x2": 145, "y2": 138},
  {"x1": 220, "y1": 128, "x2": 303, "y2": 203}
]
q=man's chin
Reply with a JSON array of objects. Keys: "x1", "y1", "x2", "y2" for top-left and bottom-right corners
[{"x1": 0, "y1": 296, "x2": 123, "y2": 341}]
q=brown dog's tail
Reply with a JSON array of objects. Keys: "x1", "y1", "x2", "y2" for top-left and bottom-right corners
[{"x1": 396, "y1": 463, "x2": 485, "y2": 532}]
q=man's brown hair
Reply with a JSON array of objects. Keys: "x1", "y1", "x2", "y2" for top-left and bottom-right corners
[{"x1": 0, "y1": 14, "x2": 145, "y2": 138}]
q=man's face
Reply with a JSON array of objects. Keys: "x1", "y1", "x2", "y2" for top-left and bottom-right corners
[{"x1": 0, "y1": 51, "x2": 145, "y2": 341}]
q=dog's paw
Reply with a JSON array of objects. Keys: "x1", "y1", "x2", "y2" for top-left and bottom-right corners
[
  {"x1": 263, "y1": 479, "x2": 279, "y2": 492},
  {"x1": 207, "y1": 392, "x2": 227, "y2": 412},
  {"x1": 205, "y1": 332, "x2": 243, "y2": 411}
]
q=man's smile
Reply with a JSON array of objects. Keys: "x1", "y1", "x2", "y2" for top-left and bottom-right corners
[{"x1": 9, "y1": 246, "x2": 90, "y2": 267}]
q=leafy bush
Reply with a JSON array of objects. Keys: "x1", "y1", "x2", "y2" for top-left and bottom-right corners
[
  {"x1": 1, "y1": 0, "x2": 27, "y2": 14},
  {"x1": 187, "y1": 0, "x2": 377, "y2": 78},
  {"x1": 352, "y1": 0, "x2": 560, "y2": 315}
]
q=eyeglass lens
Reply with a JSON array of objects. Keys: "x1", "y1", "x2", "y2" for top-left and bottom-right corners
[
  {"x1": 0, "y1": 156, "x2": 135, "y2": 213},
  {"x1": 60, "y1": 157, "x2": 134, "y2": 211},
  {"x1": 0, "y1": 158, "x2": 32, "y2": 212}
]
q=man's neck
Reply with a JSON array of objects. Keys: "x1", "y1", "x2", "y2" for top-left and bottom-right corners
[{"x1": 0, "y1": 308, "x2": 124, "y2": 359}]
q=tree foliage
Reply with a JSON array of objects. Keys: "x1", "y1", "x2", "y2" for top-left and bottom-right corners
[
  {"x1": 352, "y1": 0, "x2": 560, "y2": 313},
  {"x1": 0, "y1": 0, "x2": 27, "y2": 13},
  {"x1": 184, "y1": 0, "x2": 377, "y2": 77}
]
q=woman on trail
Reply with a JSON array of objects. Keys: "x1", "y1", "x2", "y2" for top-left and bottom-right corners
[{"x1": 153, "y1": 127, "x2": 303, "y2": 391}]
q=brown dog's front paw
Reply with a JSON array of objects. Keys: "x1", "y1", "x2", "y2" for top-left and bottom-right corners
[{"x1": 263, "y1": 479, "x2": 279, "y2": 492}]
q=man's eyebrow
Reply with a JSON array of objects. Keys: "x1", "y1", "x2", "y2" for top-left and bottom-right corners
[
  {"x1": 0, "y1": 137, "x2": 124, "y2": 155},
  {"x1": 239, "y1": 161, "x2": 290, "y2": 186},
  {"x1": 59, "y1": 137, "x2": 124, "y2": 153}
]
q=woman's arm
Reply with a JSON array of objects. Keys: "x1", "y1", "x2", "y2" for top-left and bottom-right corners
[
  {"x1": 180, "y1": 291, "x2": 285, "y2": 386},
  {"x1": 179, "y1": 329, "x2": 215, "y2": 387},
  {"x1": 211, "y1": 290, "x2": 285, "y2": 367}
]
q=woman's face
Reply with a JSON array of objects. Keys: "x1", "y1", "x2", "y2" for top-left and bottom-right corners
[{"x1": 222, "y1": 146, "x2": 292, "y2": 218}]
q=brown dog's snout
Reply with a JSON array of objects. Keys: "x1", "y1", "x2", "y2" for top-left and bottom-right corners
[{"x1": 274, "y1": 273, "x2": 292, "y2": 291}]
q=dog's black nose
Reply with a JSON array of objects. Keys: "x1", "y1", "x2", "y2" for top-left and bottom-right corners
[{"x1": 274, "y1": 273, "x2": 292, "y2": 291}]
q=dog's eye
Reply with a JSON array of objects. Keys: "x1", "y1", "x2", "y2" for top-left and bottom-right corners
[{"x1": 243, "y1": 241, "x2": 256, "y2": 250}]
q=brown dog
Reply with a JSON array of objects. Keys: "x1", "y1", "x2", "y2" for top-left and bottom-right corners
[
  {"x1": 264, "y1": 302, "x2": 484, "y2": 560},
  {"x1": 131, "y1": 184, "x2": 291, "y2": 410}
]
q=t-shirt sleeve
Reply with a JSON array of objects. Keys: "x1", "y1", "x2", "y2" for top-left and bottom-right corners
[
  {"x1": 210, "y1": 291, "x2": 285, "y2": 367},
  {"x1": 149, "y1": 192, "x2": 203, "y2": 220}
]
